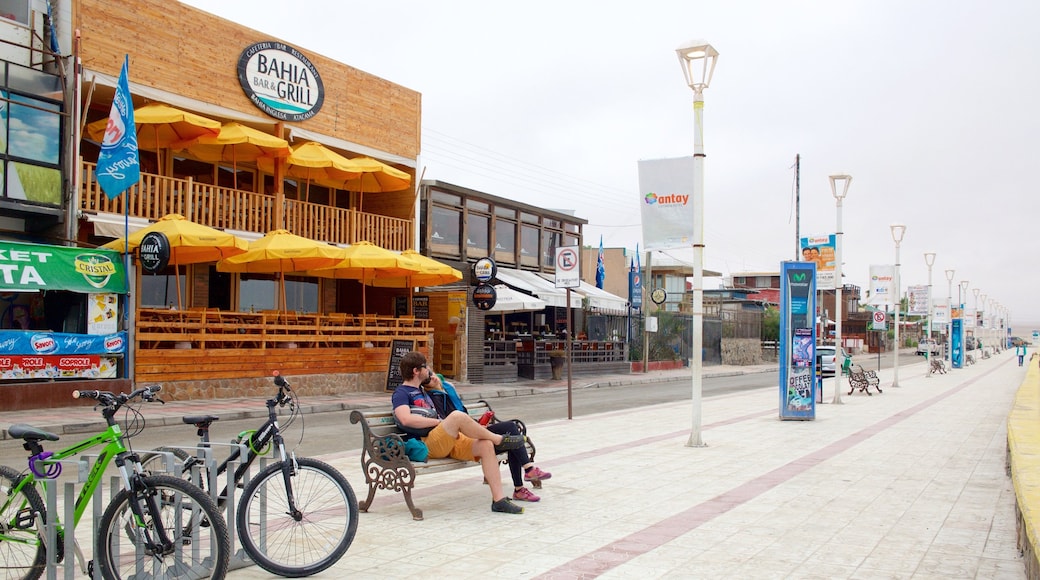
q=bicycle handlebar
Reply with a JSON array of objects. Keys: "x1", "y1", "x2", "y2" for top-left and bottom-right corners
[{"x1": 73, "y1": 384, "x2": 165, "y2": 409}]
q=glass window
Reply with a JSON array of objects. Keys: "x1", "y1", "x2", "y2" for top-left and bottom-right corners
[
  {"x1": 0, "y1": 1, "x2": 28, "y2": 25},
  {"x1": 494, "y1": 220, "x2": 516, "y2": 263},
  {"x1": 756, "y1": 277, "x2": 771, "y2": 288},
  {"x1": 521, "y1": 212, "x2": 539, "y2": 224},
  {"x1": 239, "y1": 274, "x2": 277, "y2": 312},
  {"x1": 139, "y1": 267, "x2": 186, "y2": 308},
  {"x1": 495, "y1": 207, "x2": 516, "y2": 219},
  {"x1": 284, "y1": 276, "x2": 318, "y2": 313},
  {"x1": 466, "y1": 199, "x2": 489, "y2": 212},
  {"x1": 520, "y1": 224, "x2": 539, "y2": 267},
  {"x1": 431, "y1": 206, "x2": 461, "y2": 255},
  {"x1": 563, "y1": 234, "x2": 579, "y2": 248},
  {"x1": 466, "y1": 213, "x2": 489, "y2": 254},
  {"x1": 542, "y1": 229, "x2": 560, "y2": 267},
  {"x1": 431, "y1": 190, "x2": 460, "y2": 205}
]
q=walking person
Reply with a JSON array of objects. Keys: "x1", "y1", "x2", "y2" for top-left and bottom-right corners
[{"x1": 1017, "y1": 343, "x2": 1027, "y2": 366}]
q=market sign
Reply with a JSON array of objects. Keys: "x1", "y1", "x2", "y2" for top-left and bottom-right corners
[
  {"x1": 238, "y1": 41, "x2": 325, "y2": 122},
  {"x1": 0, "y1": 240, "x2": 126, "y2": 294}
]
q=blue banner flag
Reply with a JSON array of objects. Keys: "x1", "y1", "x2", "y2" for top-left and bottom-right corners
[
  {"x1": 96, "y1": 56, "x2": 139, "y2": 200},
  {"x1": 595, "y1": 235, "x2": 605, "y2": 289}
]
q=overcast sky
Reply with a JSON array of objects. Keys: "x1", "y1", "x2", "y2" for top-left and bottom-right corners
[{"x1": 184, "y1": 0, "x2": 1040, "y2": 331}]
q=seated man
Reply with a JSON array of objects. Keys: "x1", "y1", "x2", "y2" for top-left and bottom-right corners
[{"x1": 392, "y1": 351, "x2": 526, "y2": 514}]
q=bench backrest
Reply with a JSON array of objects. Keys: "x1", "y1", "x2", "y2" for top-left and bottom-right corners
[{"x1": 356, "y1": 401, "x2": 492, "y2": 439}]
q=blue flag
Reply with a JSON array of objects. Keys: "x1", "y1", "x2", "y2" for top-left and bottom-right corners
[
  {"x1": 595, "y1": 235, "x2": 605, "y2": 289},
  {"x1": 96, "y1": 56, "x2": 139, "y2": 200}
]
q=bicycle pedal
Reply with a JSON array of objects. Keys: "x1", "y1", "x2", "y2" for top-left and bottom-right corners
[{"x1": 14, "y1": 507, "x2": 36, "y2": 529}]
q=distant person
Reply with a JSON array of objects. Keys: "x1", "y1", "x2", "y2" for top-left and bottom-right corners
[{"x1": 1017, "y1": 343, "x2": 1027, "y2": 366}]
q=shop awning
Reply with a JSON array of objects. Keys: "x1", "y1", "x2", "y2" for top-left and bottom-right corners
[
  {"x1": 494, "y1": 268, "x2": 582, "y2": 308},
  {"x1": 539, "y1": 274, "x2": 628, "y2": 314}
]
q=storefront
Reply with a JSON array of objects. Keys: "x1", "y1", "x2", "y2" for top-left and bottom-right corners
[{"x1": 0, "y1": 240, "x2": 129, "y2": 409}]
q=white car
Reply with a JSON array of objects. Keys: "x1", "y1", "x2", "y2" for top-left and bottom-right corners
[
  {"x1": 815, "y1": 345, "x2": 850, "y2": 377},
  {"x1": 916, "y1": 339, "x2": 942, "y2": 356}
]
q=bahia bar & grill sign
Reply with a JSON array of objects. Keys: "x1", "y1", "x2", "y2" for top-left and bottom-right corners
[{"x1": 238, "y1": 41, "x2": 325, "y2": 122}]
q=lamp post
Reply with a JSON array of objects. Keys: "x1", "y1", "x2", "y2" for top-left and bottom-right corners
[
  {"x1": 676, "y1": 40, "x2": 718, "y2": 448},
  {"x1": 890, "y1": 224, "x2": 906, "y2": 387},
  {"x1": 924, "y1": 252, "x2": 936, "y2": 376},
  {"x1": 959, "y1": 280, "x2": 969, "y2": 365},
  {"x1": 830, "y1": 174, "x2": 851, "y2": 404},
  {"x1": 945, "y1": 269, "x2": 955, "y2": 363},
  {"x1": 972, "y1": 288, "x2": 980, "y2": 347},
  {"x1": 980, "y1": 293, "x2": 988, "y2": 348}
]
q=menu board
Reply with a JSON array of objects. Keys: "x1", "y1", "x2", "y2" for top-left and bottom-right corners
[{"x1": 385, "y1": 339, "x2": 415, "y2": 392}]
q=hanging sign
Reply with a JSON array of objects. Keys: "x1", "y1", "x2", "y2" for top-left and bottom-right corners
[
  {"x1": 0, "y1": 240, "x2": 126, "y2": 294},
  {"x1": 238, "y1": 41, "x2": 325, "y2": 121},
  {"x1": 139, "y1": 232, "x2": 170, "y2": 274},
  {"x1": 472, "y1": 283, "x2": 497, "y2": 310},
  {"x1": 473, "y1": 257, "x2": 496, "y2": 283}
]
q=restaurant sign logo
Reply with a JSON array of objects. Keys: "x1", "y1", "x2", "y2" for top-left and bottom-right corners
[
  {"x1": 238, "y1": 41, "x2": 325, "y2": 122},
  {"x1": 472, "y1": 283, "x2": 497, "y2": 311},
  {"x1": 139, "y1": 232, "x2": 170, "y2": 274}
]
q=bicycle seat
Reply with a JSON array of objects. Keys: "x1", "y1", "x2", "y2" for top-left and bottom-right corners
[
  {"x1": 182, "y1": 415, "x2": 220, "y2": 427},
  {"x1": 7, "y1": 423, "x2": 60, "y2": 442}
]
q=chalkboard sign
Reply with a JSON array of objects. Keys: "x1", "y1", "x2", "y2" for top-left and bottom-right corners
[
  {"x1": 394, "y1": 296, "x2": 409, "y2": 317},
  {"x1": 385, "y1": 339, "x2": 415, "y2": 392},
  {"x1": 412, "y1": 296, "x2": 429, "y2": 320}
]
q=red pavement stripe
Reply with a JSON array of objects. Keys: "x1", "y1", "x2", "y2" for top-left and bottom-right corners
[{"x1": 536, "y1": 364, "x2": 998, "y2": 579}]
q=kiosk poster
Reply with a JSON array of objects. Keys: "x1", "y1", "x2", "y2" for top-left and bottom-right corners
[
  {"x1": 951, "y1": 318, "x2": 963, "y2": 369},
  {"x1": 88, "y1": 293, "x2": 118, "y2": 335},
  {"x1": 779, "y1": 261, "x2": 816, "y2": 420}
]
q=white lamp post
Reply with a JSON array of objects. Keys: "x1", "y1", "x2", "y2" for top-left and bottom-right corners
[
  {"x1": 959, "y1": 280, "x2": 969, "y2": 366},
  {"x1": 830, "y1": 174, "x2": 851, "y2": 404},
  {"x1": 945, "y1": 268, "x2": 955, "y2": 363},
  {"x1": 677, "y1": 40, "x2": 718, "y2": 448},
  {"x1": 890, "y1": 223, "x2": 906, "y2": 387},
  {"x1": 924, "y1": 252, "x2": 936, "y2": 376},
  {"x1": 980, "y1": 293, "x2": 988, "y2": 348},
  {"x1": 972, "y1": 288, "x2": 980, "y2": 347}
]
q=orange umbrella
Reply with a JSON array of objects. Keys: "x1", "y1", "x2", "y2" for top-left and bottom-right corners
[
  {"x1": 257, "y1": 142, "x2": 360, "y2": 201},
  {"x1": 217, "y1": 229, "x2": 346, "y2": 311},
  {"x1": 102, "y1": 214, "x2": 248, "y2": 309},
  {"x1": 87, "y1": 103, "x2": 221, "y2": 171},
  {"x1": 339, "y1": 156, "x2": 411, "y2": 211},
  {"x1": 304, "y1": 241, "x2": 420, "y2": 316},
  {"x1": 175, "y1": 122, "x2": 291, "y2": 189}
]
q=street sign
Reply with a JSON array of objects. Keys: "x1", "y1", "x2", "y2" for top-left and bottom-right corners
[
  {"x1": 554, "y1": 246, "x2": 579, "y2": 288},
  {"x1": 871, "y1": 310, "x2": 887, "y2": 331}
]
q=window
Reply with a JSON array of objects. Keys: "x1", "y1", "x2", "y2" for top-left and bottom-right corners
[
  {"x1": 239, "y1": 274, "x2": 277, "y2": 312},
  {"x1": 0, "y1": 0, "x2": 28, "y2": 25},
  {"x1": 466, "y1": 212, "x2": 489, "y2": 256},
  {"x1": 541, "y1": 229, "x2": 560, "y2": 267},
  {"x1": 755, "y1": 277, "x2": 771, "y2": 288},
  {"x1": 283, "y1": 275, "x2": 318, "y2": 312},
  {"x1": 430, "y1": 206, "x2": 461, "y2": 256},
  {"x1": 0, "y1": 66, "x2": 62, "y2": 205},
  {"x1": 139, "y1": 267, "x2": 186, "y2": 308},
  {"x1": 494, "y1": 219, "x2": 516, "y2": 264},
  {"x1": 520, "y1": 224, "x2": 539, "y2": 267}
]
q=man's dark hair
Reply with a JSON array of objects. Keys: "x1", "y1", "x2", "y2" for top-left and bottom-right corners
[{"x1": 400, "y1": 351, "x2": 426, "y2": 381}]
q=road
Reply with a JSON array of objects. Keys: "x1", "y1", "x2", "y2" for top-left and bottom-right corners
[{"x1": 0, "y1": 349, "x2": 920, "y2": 471}]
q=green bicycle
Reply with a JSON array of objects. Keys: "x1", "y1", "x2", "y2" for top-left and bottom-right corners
[{"x1": 0, "y1": 384, "x2": 230, "y2": 580}]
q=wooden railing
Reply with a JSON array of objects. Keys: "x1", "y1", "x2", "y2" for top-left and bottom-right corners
[{"x1": 81, "y1": 161, "x2": 413, "y2": 250}]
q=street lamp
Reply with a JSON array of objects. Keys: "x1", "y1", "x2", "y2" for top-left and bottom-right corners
[
  {"x1": 972, "y1": 288, "x2": 980, "y2": 346},
  {"x1": 676, "y1": 39, "x2": 718, "y2": 448},
  {"x1": 890, "y1": 223, "x2": 906, "y2": 387},
  {"x1": 980, "y1": 293, "x2": 988, "y2": 348},
  {"x1": 959, "y1": 280, "x2": 969, "y2": 366},
  {"x1": 945, "y1": 269, "x2": 955, "y2": 363},
  {"x1": 924, "y1": 252, "x2": 936, "y2": 376},
  {"x1": 830, "y1": 174, "x2": 851, "y2": 404}
]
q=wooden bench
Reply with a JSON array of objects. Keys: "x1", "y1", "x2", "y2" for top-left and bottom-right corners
[
  {"x1": 349, "y1": 400, "x2": 537, "y2": 520},
  {"x1": 847, "y1": 364, "x2": 882, "y2": 395}
]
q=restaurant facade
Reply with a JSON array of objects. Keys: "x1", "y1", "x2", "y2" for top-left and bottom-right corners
[{"x1": 0, "y1": 0, "x2": 633, "y2": 409}]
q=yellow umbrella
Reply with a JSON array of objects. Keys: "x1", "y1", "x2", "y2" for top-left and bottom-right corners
[
  {"x1": 257, "y1": 142, "x2": 361, "y2": 200},
  {"x1": 174, "y1": 122, "x2": 290, "y2": 189},
  {"x1": 339, "y1": 156, "x2": 411, "y2": 211},
  {"x1": 367, "y1": 250, "x2": 462, "y2": 288},
  {"x1": 87, "y1": 103, "x2": 222, "y2": 171},
  {"x1": 305, "y1": 241, "x2": 420, "y2": 316},
  {"x1": 217, "y1": 229, "x2": 347, "y2": 311},
  {"x1": 102, "y1": 213, "x2": 248, "y2": 308}
]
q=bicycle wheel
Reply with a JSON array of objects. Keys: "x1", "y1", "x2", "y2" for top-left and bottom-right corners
[
  {"x1": 139, "y1": 447, "x2": 191, "y2": 476},
  {"x1": 96, "y1": 474, "x2": 229, "y2": 580},
  {"x1": 0, "y1": 465, "x2": 46, "y2": 580},
  {"x1": 237, "y1": 457, "x2": 358, "y2": 577}
]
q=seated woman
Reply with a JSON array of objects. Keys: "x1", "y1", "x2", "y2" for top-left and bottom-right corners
[{"x1": 427, "y1": 372, "x2": 551, "y2": 502}]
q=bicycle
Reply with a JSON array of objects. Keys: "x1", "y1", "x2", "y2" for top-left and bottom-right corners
[
  {"x1": 0, "y1": 384, "x2": 230, "y2": 580},
  {"x1": 140, "y1": 371, "x2": 358, "y2": 577}
]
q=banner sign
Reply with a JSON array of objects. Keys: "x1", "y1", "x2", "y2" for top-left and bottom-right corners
[
  {"x1": 628, "y1": 268, "x2": 642, "y2": 309},
  {"x1": 779, "y1": 261, "x2": 816, "y2": 420},
  {"x1": 0, "y1": 355, "x2": 118, "y2": 379},
  {"x1": 865, "y1": 265, "x2": 895, "y2": 306},
  {"x1": 951, "y1": 318, "x2": 964, "y2": 368},
  {"x1": 933, "y1": 303, "x2": 949, "y2": 325},
  {"x1": 637, "y1": 156, "x2": 695, "y2": 251},
  {"x1": 0, "y1": 240, "x2": 127, "y2": 294},
  {"x1": 0, "y1": 331, "x2": 127, "y2": 356},
  {"x1": 799, "y1": 234, "x2": 836, "y2": 289},
  {"x1": 907, "y1": 285, "x2": 929, "y2": 316}
]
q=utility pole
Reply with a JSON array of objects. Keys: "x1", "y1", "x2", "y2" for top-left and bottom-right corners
[{"x1": 794, "y1": 154, "x2": 801, "y2": 260}]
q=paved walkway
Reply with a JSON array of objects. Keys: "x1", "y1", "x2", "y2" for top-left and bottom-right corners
[{"x1": 1, "y1": 354, "x2": 1028, "y2": 578}]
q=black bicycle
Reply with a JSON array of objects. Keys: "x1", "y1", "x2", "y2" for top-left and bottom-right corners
[{"x1": 140, "y1": 372, "x2": 358, "y2": 577}]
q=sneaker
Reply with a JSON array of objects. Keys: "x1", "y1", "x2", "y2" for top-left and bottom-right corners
[
  {"x1": 491, "y1": 498, "x2": 524, "y2": 514},
  {"x1": 493, "y1": 434, "x2": 525, "y2": 454},
  {"x1": 513, "y1": 487, "x2": 540, "y2": 502},
  {"x1": 524, "y1": 466, "x2": 552, "y2": 482}
]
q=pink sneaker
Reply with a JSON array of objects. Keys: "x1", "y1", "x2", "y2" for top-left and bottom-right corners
[
  {"x1": 513, "y1": 487, "x2": 540, "y2": 502},
  {"x1": 524, "y1": 466, "x2": 552, "y2": 482}
]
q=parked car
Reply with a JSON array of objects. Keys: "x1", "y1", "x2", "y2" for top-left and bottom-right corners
[
  {"x1": 816, "y1": 345, "x2": 850, "y2": 377},
  {"x1": 916, "y1": 339, "x2": 942, "y2": 356}
]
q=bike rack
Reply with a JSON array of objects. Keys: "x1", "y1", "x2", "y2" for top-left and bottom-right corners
[{"x1": 36, "y1": 445, "x2": 268, "y2": 577}]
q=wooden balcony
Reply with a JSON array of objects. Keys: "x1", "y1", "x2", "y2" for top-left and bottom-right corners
[{"x1": 80, "y1": 161, "x2": 413, "y2": 250}]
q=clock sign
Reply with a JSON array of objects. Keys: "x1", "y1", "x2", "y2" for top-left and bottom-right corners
[{"x1": 650, "y1": 287, "x2": 667, "y2": 305}]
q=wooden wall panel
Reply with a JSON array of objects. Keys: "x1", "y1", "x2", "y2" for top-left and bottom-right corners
[{"x1": 75, "y1": 0, "x2": 421, "y2": 160}]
